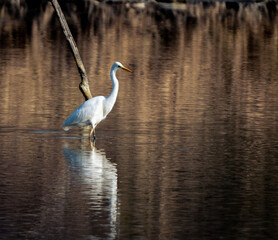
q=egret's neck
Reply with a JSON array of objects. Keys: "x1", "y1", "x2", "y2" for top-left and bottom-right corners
[{"x1": 106, "y1": 68, "x2": 119, "y2": 111}]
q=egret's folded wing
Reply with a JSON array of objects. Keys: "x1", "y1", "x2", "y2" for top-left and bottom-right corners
[{"x1": 62, "y1": 97, "x2": 105, "y2": 130}]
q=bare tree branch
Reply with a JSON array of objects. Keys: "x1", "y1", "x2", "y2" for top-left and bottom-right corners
[{"x1": 50, "y1": 0, "x2": 93, "y2": 100}]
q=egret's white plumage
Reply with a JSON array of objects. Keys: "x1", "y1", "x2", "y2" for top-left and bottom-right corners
[{"x1": 62, "y1": 62, "x2": 132, "y2": 139}]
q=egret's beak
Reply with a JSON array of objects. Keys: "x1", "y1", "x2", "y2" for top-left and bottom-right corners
[{"x1": 121, "y1": 66, "x2": 133, "y2": 73}]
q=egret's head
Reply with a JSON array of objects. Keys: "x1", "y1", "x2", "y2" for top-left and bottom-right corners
[{"x1": 113, "y1": 62, "x2": 132, "y2": 72}]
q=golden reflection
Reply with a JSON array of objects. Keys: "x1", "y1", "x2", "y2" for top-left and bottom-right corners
[
  {"x1": 0, "y1": 1, "x2": 277, "y2": 133},
  {"x1": 63, "y1": 142, "x2": 118, "y2": 239}
]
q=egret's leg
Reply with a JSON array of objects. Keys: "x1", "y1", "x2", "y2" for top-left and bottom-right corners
[
  {"x1": 89, "y1": 138, "x2": 95, "y2": 149},
  {"x1": 93, "y1": 128, "x2": 96, "y2": 140},
  {"x1": 89, "y1": 127, "x2": 96, "y2": 140},
  {"x1": 89, "y1": 127, "x2": 94, "y2": 139}
]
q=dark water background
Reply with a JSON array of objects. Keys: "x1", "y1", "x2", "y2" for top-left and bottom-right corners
[{"x1": 0, "y1": 0, "x2": 278, "y2": 239}]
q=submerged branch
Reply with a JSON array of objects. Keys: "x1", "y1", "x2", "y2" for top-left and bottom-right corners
[{"x1": 50, "y1": 0, "x2": 93, "y2": 101}]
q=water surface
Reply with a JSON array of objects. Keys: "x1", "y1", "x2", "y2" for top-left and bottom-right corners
[{"x1": 0, "y1": 1, "x2": 278, "y2": 239}]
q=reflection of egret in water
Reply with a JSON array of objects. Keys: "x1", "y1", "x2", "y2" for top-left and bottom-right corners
[{"x1": 63, "y1": 143, "x2": 118, "y2": 239}]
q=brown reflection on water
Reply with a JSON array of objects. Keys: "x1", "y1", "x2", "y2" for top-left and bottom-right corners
[
  {"x1": 0, "y1": 1, "x2": 277, "y2": 131},
  {"x1": 1, "y1": 1, "x2": 278, "y2": 239}
]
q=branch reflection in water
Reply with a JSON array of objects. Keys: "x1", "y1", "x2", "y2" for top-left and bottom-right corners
[{"x1": 63, "y1": 142, "x2": 118, "y2": 239}]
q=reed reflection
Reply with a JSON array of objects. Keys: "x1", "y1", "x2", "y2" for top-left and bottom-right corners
[{"x1": 63, "y1": 142, "x2": 118, "y2": 239}]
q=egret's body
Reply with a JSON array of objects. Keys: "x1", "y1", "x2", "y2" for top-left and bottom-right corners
[{"x1": 62, "y1": 62, "x2": 132, "y2": 139}]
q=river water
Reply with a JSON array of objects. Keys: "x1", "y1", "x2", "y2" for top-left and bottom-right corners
[{"x1": 0, "y1": 1, "x2": 278, "y2": 239}]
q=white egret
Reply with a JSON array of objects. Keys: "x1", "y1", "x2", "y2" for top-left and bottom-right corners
[{"x1": 62, "y1": 62, "x2": 132, "y2": 139}]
